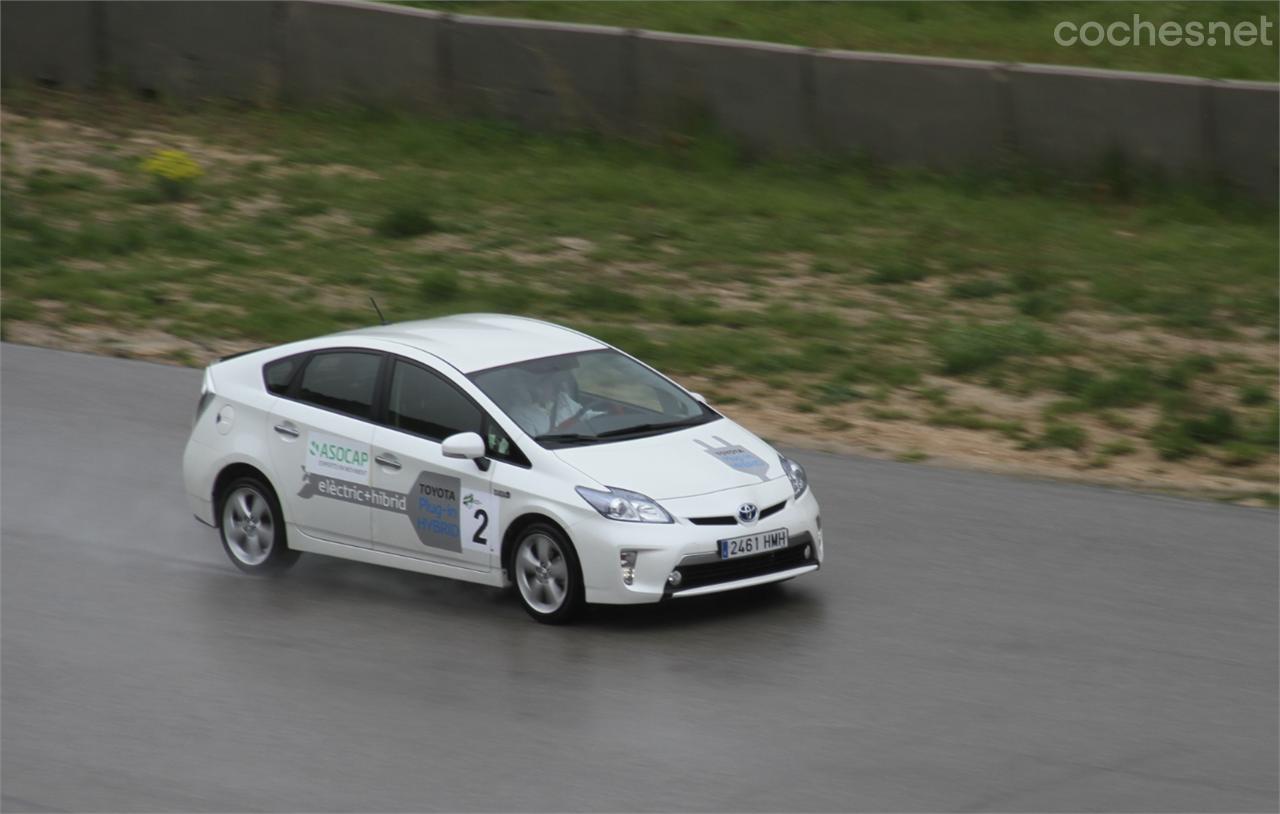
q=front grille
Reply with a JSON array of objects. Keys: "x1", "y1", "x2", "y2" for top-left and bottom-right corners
[
  {"x1": 687, "y1": 499, "x2": 787, "y2": 527},
  {"x1": 674, "y1": 534, "x2": 815, "y2": 591},
  {"x1": 688, "y1": 515, "x2": 735, "y2": 526},
  {"x1": 758, "y1": 500, "x2": 786, "y2": 520}
]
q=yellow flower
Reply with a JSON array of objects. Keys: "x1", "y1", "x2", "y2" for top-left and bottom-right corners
[{"x1": 140, "y1": 149, "x2": 203, "y2": 184}]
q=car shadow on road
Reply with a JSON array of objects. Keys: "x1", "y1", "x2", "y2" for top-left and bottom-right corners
[
  {"x1": 196, "y1": 550, "x2": 825, "y2": 632},
  {"x1": 578, "y1": 581, "x2": 825, "y2": 631}
]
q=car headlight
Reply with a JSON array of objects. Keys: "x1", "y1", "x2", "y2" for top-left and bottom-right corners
[
  {"x1": 575, "y1": 486, "x2": 673, "y2": 523},
  {"x1": 780, "y1": 455, "x2": 808, "y2": 499}
]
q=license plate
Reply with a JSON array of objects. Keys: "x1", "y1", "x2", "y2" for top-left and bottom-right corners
[{"x1": 718, "y1": 528, "x2": 788, "y2": 560}]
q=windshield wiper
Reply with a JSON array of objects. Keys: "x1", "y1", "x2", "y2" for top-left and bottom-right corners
[
  {"x1": 595, "y1": 417, "x2": 709, "y2": 439},
  {"x1": 534, "y1": 432, "x2": 601, "y2": 445}
]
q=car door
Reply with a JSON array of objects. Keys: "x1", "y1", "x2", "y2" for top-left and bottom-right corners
[
  {"x1": 370, "y1": 357, "x2": 496, "y2": 571},
  {"x1": 268, "y1": 349, "x2": 384, "y2": 549}
]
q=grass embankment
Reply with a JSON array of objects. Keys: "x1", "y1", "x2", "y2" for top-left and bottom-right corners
[
  {"x1": 405, "y1": 0, "x2": 1280, "y2": 81},
  {"x1": 1, "y1": 91, "x2": 1276, "y2": 502}
]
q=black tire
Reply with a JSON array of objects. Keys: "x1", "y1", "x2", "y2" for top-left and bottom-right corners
[
  {"x1": 509, "y1": 522, "x2": 584, "y2": 624},
  {"x1": 217, "y1": 475, "x2": 300, "y2": 575}
]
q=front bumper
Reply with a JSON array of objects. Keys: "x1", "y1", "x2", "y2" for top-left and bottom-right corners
[
  {"x1": 664, "y1": 532, "x2": 819, "y2": 599},
  {"x1": 572, "y1": 486, "x2": 823, "y2": 605}
]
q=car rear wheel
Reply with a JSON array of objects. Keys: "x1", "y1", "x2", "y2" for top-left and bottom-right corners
[
  {"x1": 512, "y1": 523, "x2": 583, "y2": 624},
  {"x1": 218, "y1": 476, "x2": 299, "y2": 575}
]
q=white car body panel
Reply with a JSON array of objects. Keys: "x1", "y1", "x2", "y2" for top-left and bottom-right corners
[
  {"x1": 288, "y1": 530, "x2": 507, "y2": 588},
  {"x1": 181, "y1": 314, "x2": 823, "y2": 608},
  {"x1": 552, "y1": 422, "x2": 785, "y2": 500},
  {"x1": 349, "y1": 314, "x2": 605, "y2": 373},
  {"x1": 270, "y1": 402, "x2": 375, "y2": 548},
  {"x1": 369, "y1": 424, "x2": 493, "y2": 570}
]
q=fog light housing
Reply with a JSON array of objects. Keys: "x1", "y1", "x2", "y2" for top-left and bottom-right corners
[
  {"x1": 667, "y1": 570, "x2": 682, "y2": 588},
  {"x1": 803, "y1": 544, "x2": 813, "y2": 561},
  {"x1": 620, "y1": 550, "x2": 637, "y2": 586}
]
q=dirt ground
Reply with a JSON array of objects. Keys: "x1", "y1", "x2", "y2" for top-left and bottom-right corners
[{"x1": 3, "y1": 320, "x2": 1275, "y2": 506}]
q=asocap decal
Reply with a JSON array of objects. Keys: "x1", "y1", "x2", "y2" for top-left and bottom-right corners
[
  {"x1": 695, "y1": 436, "x2": 770, "y2": 482},
  {"x1": 305, "y1": 431, "x2": 370, "y2": 484}
]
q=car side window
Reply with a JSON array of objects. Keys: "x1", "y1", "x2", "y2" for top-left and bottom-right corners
[
  {"x1": 296, "y1": 351, "x2": 382, "y2": 419},
  {"x1": 389, "y1": 361, "x2": 483, "y2": 442},
  {"x1": 388, "y1": 360, "x2": 531, "y2": 467},
  {"x1": 484, "y1": 416, "x2": 529, "y2": 467},
  {"x1": 263, "y1": 354, "x2": 303, "y2": 396}
]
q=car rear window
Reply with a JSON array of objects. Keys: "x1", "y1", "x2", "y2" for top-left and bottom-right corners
[
  {"x1": 297, "y1": 351, "x2": 382, "y2": 419},
  {"x1": 263, "y1": 354, "x2": 303, "y2": 396}
]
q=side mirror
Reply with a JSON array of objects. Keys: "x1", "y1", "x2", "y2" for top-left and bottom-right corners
[
  {"x1": 442, "y1": 431, "x2": 489, "y2": 470},
  {"x1": 689, "y1": 392, "x2": 707, "y2": 405}
]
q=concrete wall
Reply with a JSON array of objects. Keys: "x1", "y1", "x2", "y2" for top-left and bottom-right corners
[
  {"x1": 1, "y1": 0, "x2": 1275, "y2": 197},
  {"x1": 102, "y1": 1, "x2": 281, "y2": 103},
  {"x1": 814, "y1": 52, "x2": 1008, "y2": 168},
  {"x1": 1, "y1": 1, "x2": 97, "y2": 89},
  {"x1": 447, "y1": 15, "x2": 632, "y2": 132},
  {"x1": 281, "y1": 0, "x2": 442, "y2": 112},
  {"x1": 635, "y1": 32, "x2": 814, "y2": 153},
  {"x1": 1008, "y1": 65, "x2": 1206, "y2": 177},
  {"x1": 1206, "y1": 80, "x2": 1280, "y2": 199}
]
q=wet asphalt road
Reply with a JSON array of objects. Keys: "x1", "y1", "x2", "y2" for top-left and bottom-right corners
[{"x1": 1, "y1": 342, "x2": 1276, "y2": 812}]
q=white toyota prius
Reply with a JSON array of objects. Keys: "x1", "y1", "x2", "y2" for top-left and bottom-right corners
[{"x1": 182, "y1": 314, "x2": 823, "y2": 623}]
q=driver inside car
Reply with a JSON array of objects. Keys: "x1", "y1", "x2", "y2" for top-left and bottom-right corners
[{"x1": 507, "y1": 371, "x2": 591, "y2": 437}]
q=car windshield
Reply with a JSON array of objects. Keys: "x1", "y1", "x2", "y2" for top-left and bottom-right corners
[{"x1": 469, "y1": 349, "x2": 718, "y2": 447}]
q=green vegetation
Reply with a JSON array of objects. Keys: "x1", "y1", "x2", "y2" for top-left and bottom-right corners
[
  {"x1": 1220, "y1": 441, "x2": 1267, "y2": 467},
  {"x1": 419, "y1": 268, "x2": 461, "y2": 301},
  {"x1": 26, "y1": 169, "x2": 100, "y2": 195},
  {"x1": 1184, "y1": 407, "x2": 1240, "y2": 444},
  {"x1": 1240, "y1": 383, "x2": 1272, "y2": 406},
  {"x1": 403, "y1": 1, "x2": 1279, "y2": 81},
  {"x1": 948, "y1": 278, "x2": 1007, "y2": 300},
  {"x1": 927, "y1": 407, "x2": 1026, "y2": 439},
  {"x1": 1100, "y1": 440, "x2": 1138, "y2": 457},
  {"x1": 1, "y1": 90, "x2": 1276, "y2": 492},
  {"x1": 1150, "y1": 419, "x2": 1201, "y2": 461},
  {"x1": 376, "y1": 205, "x2": 437, "y2": 238},
  {"x1": 1079, "y1": 367, "x2": 1157, "y2": 409},
  {"x1": 869, "y1": 259, "x2": 929, "y2": 285},
  {"x1": 930, "y1": 321, "x2": 1053, "y2": 375},
  {"x1": 139, "y1": 148, "x2": 204, "y2": 201},
  {"x1": 868, "y1": 407, "x2": 912, "y2": 421},
  {"x1": 1026, "y1": 422, "x2": 1089, "y2": 451}
]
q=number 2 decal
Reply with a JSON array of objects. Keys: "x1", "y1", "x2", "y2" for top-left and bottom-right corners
[{"x1": 461, "y1": 491, "x2": 499, "y2": 553}]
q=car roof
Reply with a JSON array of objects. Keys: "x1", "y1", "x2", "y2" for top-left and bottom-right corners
[{"x1": 335, "y1": 313, "x2": 607, "y2": 374}]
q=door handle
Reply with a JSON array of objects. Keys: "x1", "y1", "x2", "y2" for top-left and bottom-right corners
[
  {"x1": 375, "y1": 453, "x2": 401, "y2": 470},
  {"x1": 273, "y1": 422, "x2": 300, "y2": 439}
]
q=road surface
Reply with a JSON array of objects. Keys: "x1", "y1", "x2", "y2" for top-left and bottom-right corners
[{"x1": 2, "y1": 343, "x2": 1276, "y2": 811}]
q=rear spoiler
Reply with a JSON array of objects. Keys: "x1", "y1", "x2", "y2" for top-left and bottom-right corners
[{"x1": 218, "y1": 347, "x2": 265, "y2": 362}]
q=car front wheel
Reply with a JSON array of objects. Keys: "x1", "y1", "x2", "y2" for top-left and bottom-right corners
[
  {"x1": 218, "y1": 477, "x2": 299, "y2": 575},
  {"x1": 512, "y1": 523, "x2": 584, "y2": 624}
]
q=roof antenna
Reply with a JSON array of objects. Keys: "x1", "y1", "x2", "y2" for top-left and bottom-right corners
[{"x1": 369, "y1": 297, "x2": 388, "y2": 326}]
